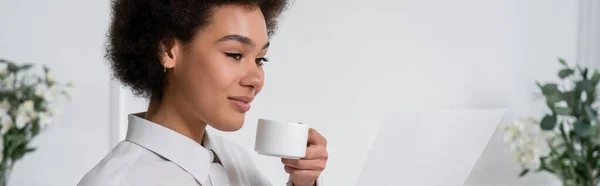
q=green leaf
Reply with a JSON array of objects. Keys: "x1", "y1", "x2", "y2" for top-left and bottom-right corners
[
  {"x1": 8, "y1": 138, "x2": 29, "y2": 161},
  {"x1": 562, "y1": 91, "x2": 576, "y2": 106},
  {"x1": 576, "y1": 80, "x2": 593, "y2": 92},
  {"x1": 30, "y1": 118, "x2": 40, "y2": 137},
  {"x1": 554, "y1": 107, "x2": 572, "y2": 115},
  {"x1": 558, "y1": 69, "x2": 574, "y2": 79},
  {"x1": 592, "y1": 70, "x2": 600, "y2": 85},
  {"x1": 536, "y1": 81, "x2": 543, "y2": 90},
  {"x1": 591, "y1": 136, "x2": 600, "y2": 146},
  {"x1": 547, "y1": 93, "x2": 563, "y2": 103},
  {"x1": 584, "y1": 106, "x2": 600, "y2": 124},
  {"x1": 7, "y1": 62, "x2": 19, "y2": 72},
  {"x1": 559, "y1": 58, "x2": 567, "y2": 66},
  {"x1": 582, "y1": 68, "x2": 589, "y2": 79},
  {"x1": 19, "y1": 63, "x2": 33, "y2": 71},
  {"x1": 542, "y1": 84, "x2": 559, "y2": 95},
  {"x1": 564, "y1": 179, "x2": 577, "y2": 186},
  {"x1": 574, "y1": 120, "x2": 591, "y2": 137},
  {"x1": 24, "y1": 148, "x2": 35, "y2": 153},
  {"x1": 541, "y1": 115, "x2": 557, "y2": 130},
  {"x1": 519, "y1": 169, "x2": 529, "y2": 177},
  {"x1": 569, "y1": 151, "x2": 587, "y2": 164},
  {"x1": 568, "y1": 151, "x2": 586, "y2": 163}
]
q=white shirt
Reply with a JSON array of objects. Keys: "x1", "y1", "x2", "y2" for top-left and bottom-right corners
[{"x1": 77, "y1": 112, "x2": 324, "y2": 186}]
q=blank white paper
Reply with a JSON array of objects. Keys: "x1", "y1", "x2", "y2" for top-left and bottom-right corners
[{"x1": 355, "y1": 108, "x2": 507, "y2": 186}]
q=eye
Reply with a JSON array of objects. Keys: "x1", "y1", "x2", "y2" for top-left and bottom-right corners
[
  {"x1": 225, "y1": 52, "x2": 243, "y2": 60},
  {"x1": 256, "y1": 57, "x2": 269, "y2": 66}
]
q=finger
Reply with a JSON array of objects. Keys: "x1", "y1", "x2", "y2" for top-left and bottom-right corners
[
  {"x1": 304, "y1": 145, "x2": 328, "y2": 160},
  {"x1": 284, "y1": 165, "x2": 321, "y2": 179},
  {"x1": 281, "y1": 158, "x2": 326, "y2": 170},
  {"x1": 307, "y1": 128, "x2": 327, "y2": 146},
  {"x1": 284, "y1": 165, "x2": 295, "y2": 174}
]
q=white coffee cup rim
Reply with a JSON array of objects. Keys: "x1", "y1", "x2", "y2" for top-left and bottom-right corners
[{"x1": 258, "y1": 118, "x2": 309, "y2": 126}]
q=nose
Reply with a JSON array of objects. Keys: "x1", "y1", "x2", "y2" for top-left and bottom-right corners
[{"x1": 239, "y1": 59, "x2": 263, "y2": 90}]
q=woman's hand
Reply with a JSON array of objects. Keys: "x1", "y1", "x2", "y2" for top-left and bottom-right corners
[{"x1": 281, "y1": 127, "x2": 328, "y2": 186}]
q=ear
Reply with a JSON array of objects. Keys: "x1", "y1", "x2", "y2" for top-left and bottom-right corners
[{"x1": 159, "y1": 37, "x2": 182, "y2": 69}]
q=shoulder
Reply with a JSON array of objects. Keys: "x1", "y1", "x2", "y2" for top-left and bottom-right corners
[
  {"x1": 77, "y1": 141, "x2": 145, "y2": 186},
  {"x1": 77, "y1": 141, "x2": 196, "y2": 186}
]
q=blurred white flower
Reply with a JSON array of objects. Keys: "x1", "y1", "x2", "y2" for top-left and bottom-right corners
[
  {"x1": 48, "y1": 107, "x2": 61, "y2": 116},
  {"x1": 38, "y1": 112, "x2": 53, "y2": 129},
  {"x1": 14, "y1": 100, "x2": 35, "y2": 129},
  {"x1": 15, "y1": 113, "x2": 30, "y2": 129},
  {"x1": 0, "y1": 134, "x2": 3, "y2": 160},
  {"x1": 0, "y1": 69, "x2": 7, "y2": 78},
  {"x1": 502, "y1": 124, "x2": 520, "y2": 142},
  {"x1": 1, "y1": 78, "x2": 10, "y2": 88},
  {"x1": 520, "y1": 151, "x2": 542, "y2": 170},
  {"x1": 1, "y1": 115, "x2": 13, "y2": 135},
  {"x1": 563, "y1": 159, "x2": 574, "y2": 166},
  {"x1": 0, "y1": 63, "x2": 74, "y2": 162},
  {"x1": 559, "y1": 81, "x2": 576, "y2": 92},
  {"x1": 66, "y1": 81, "x2": 77, "y2": 88},
  {"x1": 35, "y1": 84, "x2": 56, "y2": 102},
  {"x1": 46, "y1": 72, "x2": 56, "y2": 84},
  {"x1": 0, "y1": 62, "x2": 7, "y2": 80},
  {"x1": 574, "y1": 143, "x2": 583, "y2": 152},
  {"x1": 18, "y1": 100, "x2": 34, "y2": 114},
  {"x1": 34, "y1": 84, "x2": 47, "y2": 97},
  {"x1": 500, "y1": 117, "x2": 551, "y2": 170},
  {"x1": 0, "y1": 99, "x2": 10, "y2": 117},
  {"x1": 533, "y1": 140, "x2": 551, "y2": 155}
]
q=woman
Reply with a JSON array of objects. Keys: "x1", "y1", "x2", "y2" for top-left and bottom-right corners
[{"x1": 78, "y1": 0, "x2": 328, "y2": 185}]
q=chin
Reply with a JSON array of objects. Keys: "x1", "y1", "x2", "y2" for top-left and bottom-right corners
[{"x1": 212, "y1": 114, "x2": 245, "y2": 132}]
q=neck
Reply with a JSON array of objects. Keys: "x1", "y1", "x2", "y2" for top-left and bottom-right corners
[{"x1": 145, "y1": 94, "x2": 207, "y2": 145}]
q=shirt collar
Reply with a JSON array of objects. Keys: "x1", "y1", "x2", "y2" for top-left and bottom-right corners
[{"x1": 125, "y1": 112, "x2": 215, "y2": 185}]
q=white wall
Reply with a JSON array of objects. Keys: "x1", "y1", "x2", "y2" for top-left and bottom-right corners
[
  {"x1": 0, "y1": 1, "x2": 112, "y2": 186},
  {"x1": 1, "y1": 0, "x2": 583, "y2": 186},
  {"x1": 577, "y1": 0, "x2": 600, "y2": 69}
]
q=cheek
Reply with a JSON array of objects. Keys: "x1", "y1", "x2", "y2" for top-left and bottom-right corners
[
  {"x1": 256, "y1": 69, "x2": 265, "y2": 93},
  {"x1": 179, "y1": 51, "x2": 239, "y2": 103}
]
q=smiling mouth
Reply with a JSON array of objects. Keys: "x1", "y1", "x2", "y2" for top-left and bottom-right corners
[{"x1": 228, "y1": 96, "x2": 253, "y2": 113}]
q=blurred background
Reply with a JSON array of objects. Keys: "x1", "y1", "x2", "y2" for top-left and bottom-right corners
[{"x1": 0, "y1": 0, "x2": 598, "y2": 186}]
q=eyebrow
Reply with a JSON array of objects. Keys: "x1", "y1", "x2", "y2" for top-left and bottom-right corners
[{"x1": 217, "y1": 34, "x2": 270, "y2": 49}]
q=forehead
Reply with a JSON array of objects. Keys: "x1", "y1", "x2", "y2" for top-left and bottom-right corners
[{"x1": 199, "y1": 4, "x2": 269, "y2": 44}]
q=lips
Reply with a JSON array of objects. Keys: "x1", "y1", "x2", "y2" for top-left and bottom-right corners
[{"x1": 228, "y1": 96, "x2": 254, "y2": 113}]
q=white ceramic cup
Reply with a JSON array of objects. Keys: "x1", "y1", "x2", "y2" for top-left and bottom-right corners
[{"x1": 255, "y1": 118, "x2": 309, "y2": 159}]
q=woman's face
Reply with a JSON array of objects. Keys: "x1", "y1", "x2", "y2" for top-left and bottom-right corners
[{"x1": 166, "y1": 4, "x2": 269, "y2": 131}]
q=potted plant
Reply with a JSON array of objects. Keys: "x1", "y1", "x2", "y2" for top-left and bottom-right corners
[
  {"x1": 500, "y1": 58, "x2": 600, "y2": 186},
  {"x1": 0, "y1": 59, "x2": 75, "y2": 186}
]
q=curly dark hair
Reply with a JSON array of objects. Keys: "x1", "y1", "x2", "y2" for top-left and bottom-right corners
[{"x1": 106, "y1": 0, "x2": 290, "y2": 101}]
